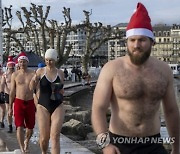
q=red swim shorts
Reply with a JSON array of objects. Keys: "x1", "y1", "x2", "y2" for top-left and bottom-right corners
[{"x1": 14, "y1": 98, "x2": 36, "y2": 129}]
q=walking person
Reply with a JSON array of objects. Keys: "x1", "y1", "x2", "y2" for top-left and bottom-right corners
[
  {"x1": 0, "y1": 65, "x2": 5, "y2": 129},
  {"x1": 30, "y1": 48, "x2": 65, "y2": 154},
  {"x1": 71, "y1": 67, "x2": 76, "y2": 82},
  {"x1": 1, "y1": 56, "x2": 15, "y2": 133},
  {"x1": 9, "y1": 52, "x2": 36, "y2": 153},
  {"x1": 63, "y1": 68, "x2": 68, "y2": 81},
  {"x1": 92, "y1": 3, "x2": 179, "y2": 154}
]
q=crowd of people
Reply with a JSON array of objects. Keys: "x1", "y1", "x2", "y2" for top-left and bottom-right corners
[
  {"x1": 0, "y1": 49, "x2": 65, "y2": 154},
  {"x1": 63, "y1": 66, "x2": 101, "y2": 85},
  {"x1": 0, "y1": 49, "x2": 95, "y2": 153}
]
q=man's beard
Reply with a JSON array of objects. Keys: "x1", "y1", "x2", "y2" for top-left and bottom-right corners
[{"x1": 127, "y1": 46, "x2": 151, "y2": 65}]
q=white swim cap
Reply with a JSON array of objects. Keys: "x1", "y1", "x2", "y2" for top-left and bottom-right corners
[{"x1": 45, "y1": 49, "x2": 58, "y2": 61}]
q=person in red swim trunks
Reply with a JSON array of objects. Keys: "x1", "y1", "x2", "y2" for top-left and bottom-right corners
[{"x1": 9, "y1": 52, "x2": 36, "y2": 153}]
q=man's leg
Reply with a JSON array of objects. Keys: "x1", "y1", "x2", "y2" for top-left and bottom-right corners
[
  {"x1": 0, "y1": 104, "x2": 5, "y2": 128},
  {"x1": 5, "y1": 103, "x2": 13, "y2": 133},
  {"x1": 24, "y1": 128, "x2": 33, "y2": 152},
  {"x1": 16, "y1": 127, "x2": 25, "y2": 153}
]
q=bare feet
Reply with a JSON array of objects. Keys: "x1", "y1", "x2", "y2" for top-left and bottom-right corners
[
  {"x1": 20, "y1": 148, "x2": 25, "y2": 154},
  {"x1": 24, "y1": 139, "x2": 30, "y2": 153}
]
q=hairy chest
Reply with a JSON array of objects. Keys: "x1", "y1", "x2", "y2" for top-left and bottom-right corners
[{"x1": 113, "y1": 69, "x2": 168, "y2": 101}]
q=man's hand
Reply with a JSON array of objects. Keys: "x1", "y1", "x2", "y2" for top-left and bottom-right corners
[
  {"x1": 8, "y1": 106, "x2": 13, "y2": 117},
  {"x1": 102, "y1": 144, "x2": 121, "y2": 154}
]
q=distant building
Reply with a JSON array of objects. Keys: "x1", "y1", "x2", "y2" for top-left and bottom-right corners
[
  {"x1": 152, "y1": 24, "x2": 172, "y2": 63},
  {"x1": 2, "y1": 27, "x2": 108, "y2": 67},
  {"x1": 2, "y1": 23, "x2": 180, "y2": 66},
  {"x1": 108, "y1": 23, "x2": 127, "y2": 61}
]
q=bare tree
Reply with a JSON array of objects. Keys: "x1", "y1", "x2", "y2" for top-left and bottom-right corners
[
  {"x1": 20, "y1": 5, "x2": 77, "y2": 67},
  {"x1": 77, "y1": 10, "x2": 124, "y2": 73},
  {"x1": 3, "y1": 5, "x2": 123, "y2": 70},
  {"x1": 2, "y1": 5, "x2": 30, "y2": 63},
  {"x1": 55, "y1": 7, "x2": 77, "y2": 67}
]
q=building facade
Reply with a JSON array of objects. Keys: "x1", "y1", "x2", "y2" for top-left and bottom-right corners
[
  {"x1": 2, "y1": 23, "x2": 180, "y2": 65},
  {"x1": 2, "y1": 27, "x2": 108, "y2": 67}
]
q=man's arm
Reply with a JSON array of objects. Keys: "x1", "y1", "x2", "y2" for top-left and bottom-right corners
[
  {"x1": 0, "y1": 74, "x2": 5, "y2": 93},
  {"x1": 91, "y1": 62, "x2": 120, "y2": 154},
  {"x1": 91, "y1": 63, "x2": 113, "y2": 135},
  {"x1": 29, "y1": 69, "x2": 41, "y2": 91},
  {"x1": 9, "y1": 73, "x2": 16, "y2": 116},
  {"x1": 162, "y1": 66, "x2": 180, "y2": 154}
]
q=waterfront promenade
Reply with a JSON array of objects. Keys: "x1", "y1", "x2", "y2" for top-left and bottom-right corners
[{"x1": 0, "y1": 80, "x2": 96, "y2": 154}]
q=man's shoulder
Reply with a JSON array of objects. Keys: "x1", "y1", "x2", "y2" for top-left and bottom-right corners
[
  {"x1": 27, "y1": 68, "x2": 35, "y2": 72},
  {"x1": 151, "y1": 57, "x2": 169, "y2": 69},
  {"x1": 104, "y1": 57, "x2": 124, "y2": 69},
  {"x1": 12, "y1": 71, "x2": 18, "y2": 76},
  {"x1": 150, "y1": 57, "x2": 172, "y2": 77},
  {"x1": 25, "y1": 68, "x2": 36, "y2": 76},
  {"x1": 100, "y1": 57, "x2": 125, "y2": 78}
]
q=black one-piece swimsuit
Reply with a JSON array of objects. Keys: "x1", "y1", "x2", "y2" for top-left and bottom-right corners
[{"x1": 38, "y1": 72, "x2": 63, "y2": 114}]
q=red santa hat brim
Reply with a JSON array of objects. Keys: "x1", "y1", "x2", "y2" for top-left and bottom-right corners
[
  {"x1": 7, "y1": 61, "x2": 15, "y2": 66},
  {"x1": 126, "y1": 28, "x2": 154, "y2": 39},
  {"x1": 18, "y1": 56, "x2": 29, "y2": 62}
]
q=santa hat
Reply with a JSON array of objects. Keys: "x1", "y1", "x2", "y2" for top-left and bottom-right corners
[
  {"x1": 7, "y1": 56, "x2": 15, "y2": 67},
  {"x1": 18, "y1": 52, "x2": 29, "y2": 62},
  {"x1": 45, "y1": 49, "x2": 58, "y2": 61},
  {"x1": 126, "y1": 3, "x2": 154, "y2": 39}
]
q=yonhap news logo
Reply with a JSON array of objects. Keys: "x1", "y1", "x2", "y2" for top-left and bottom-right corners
[{"x1": 112, "y1": 136, "x2": 175, "y2": 144}]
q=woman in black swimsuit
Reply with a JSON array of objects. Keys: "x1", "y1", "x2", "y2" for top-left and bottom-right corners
[{"x1": 30, "y1": 49, "x2": 65, "y2": 154}]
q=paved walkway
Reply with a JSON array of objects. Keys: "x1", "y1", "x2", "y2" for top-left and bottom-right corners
[
  {"x1": 0, "y1": 81, "x2": 96, "y2": 154},
  {"x1": 0, "y1": 125, "x2": 95, "y2": 153}
]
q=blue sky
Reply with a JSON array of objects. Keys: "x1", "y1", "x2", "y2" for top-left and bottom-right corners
[{"x1": 2, "y1": 0, "x2": 180, "y2": 27}]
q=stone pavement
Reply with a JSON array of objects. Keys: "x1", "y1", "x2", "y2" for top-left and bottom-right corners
[{"x1": 0, "y1": 125, "x2": 95, "y2": 153}]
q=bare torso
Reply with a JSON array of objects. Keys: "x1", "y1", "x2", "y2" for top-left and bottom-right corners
[
  {"x1": 109, "y1": 56, "x2": 168, "y2": 137},
  {"x1": 14, "y1": 69, "x2": 34, "y2": 101},
  {"x1": 3, "y1": 72, "x2": 13, "y2": 94}
]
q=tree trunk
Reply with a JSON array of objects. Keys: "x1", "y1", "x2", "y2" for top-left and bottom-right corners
[{"x1": 81, "y1": 54, "x2": 89, "y2": 73}]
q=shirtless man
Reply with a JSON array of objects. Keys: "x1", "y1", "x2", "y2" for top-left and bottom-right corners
[
  {"x1": 1, "y1": 56, "x2": 15, "y2": 133},
  {"x1": 9, "y1": 52, "x2": 36, "y2": 153},
  {"x1": 0, "y1": 66, "x2": 5, "y2": 128},
  {"x1": 92, "y1": 3, "x2": 179, "y2": 154}
]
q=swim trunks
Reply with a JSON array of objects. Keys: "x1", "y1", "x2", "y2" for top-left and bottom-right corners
[
  {"x1": 14, "y1": 98, "x2": 36, "y2": 129},
  {"x1": 109, "y1": 131, "x2": 168, "y2": 154},
  {"x1": 4, "y1": 93, "x2": 9, "y2": 104},
  {"x1": 0, "y1": 92, "x2": 5, "y2": 104}
]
